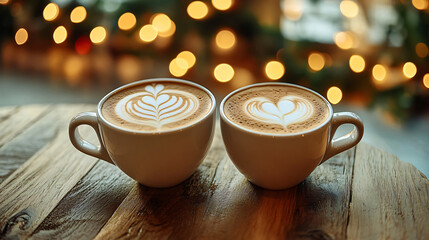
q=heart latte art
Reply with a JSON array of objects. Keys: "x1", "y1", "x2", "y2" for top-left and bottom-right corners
[{"x1": 244, "y1": 96, "x2": 314, "y2": 129}]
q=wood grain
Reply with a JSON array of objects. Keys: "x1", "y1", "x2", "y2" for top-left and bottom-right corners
[{"x1": 347, "y1": 143, "x2": 429, "y2": 240}]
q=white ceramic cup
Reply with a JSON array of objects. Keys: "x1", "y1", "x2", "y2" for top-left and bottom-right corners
[
  {"x1": 69, "y1": 78, "x2": 216, "y2": 188},
  {"x1": 220, "y1": 83, "x2": 364, "y2": 190}
]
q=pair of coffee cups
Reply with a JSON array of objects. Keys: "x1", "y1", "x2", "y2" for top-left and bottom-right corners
[{"x1": 69, "y1": 78, "x2": 363, "y2": 190}]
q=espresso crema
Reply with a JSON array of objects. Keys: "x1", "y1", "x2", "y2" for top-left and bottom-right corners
[
  {"x1": 223, "y1": 85, "x2": 330, "y2": 134},
  {"x1": 102, "y1": 82, "x2": 212, "y2": 131}
]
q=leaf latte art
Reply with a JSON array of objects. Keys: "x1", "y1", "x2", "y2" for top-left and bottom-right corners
[
  {"x1": 244, "y1": 96, "x2": 314, "y2": 129},
  {"x1": 115, "y1": 84, "x2": 199, "y2": 130}
]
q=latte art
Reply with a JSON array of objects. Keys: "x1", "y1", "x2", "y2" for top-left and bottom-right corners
[
  {"x1": 115, "y1": 84, "x2": 199, "y2": 129},
  {"x1": 244, "y1": 96, "x2": 314, "y2": 129}
]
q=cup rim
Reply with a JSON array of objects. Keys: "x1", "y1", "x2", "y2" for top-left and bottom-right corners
[
  {"x1": 219, "y1": 82, "x2": 333, "y2": 136},
  {"x1": 97, "y1": 78, "x2": 216, "y2": 134}
]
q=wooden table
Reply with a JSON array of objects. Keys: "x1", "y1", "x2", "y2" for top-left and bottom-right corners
[{"x1": 0, "y1": 105, "x2": 428, "y2": 240}]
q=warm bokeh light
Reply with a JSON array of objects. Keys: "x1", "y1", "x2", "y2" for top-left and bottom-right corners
[
  {"x1": 327, "y1": 87, "x2": 342, "y2": 104},
  {"x1": 214, "y1": 63, "x2": 234, "y2": 82},
  {"x1": 43, "y1": 3, "x2": 59, "y2": 21},
  {"x1": 151, "y1": 13, "x2": 172, "y2": 33},
  {"x1": 265, "y1": 61, "x2": 285, "y2": 80},
  {"x1": 215, "y1": 29, "x2": 236, "y2": 50},
  {"x1": 64, "y1": 55, "x2": 84, "y2": 85},
  {"x1": 412, "y1": 0, "x2": 428, "y2": 10},
  {"x1": 423, "y1": 74, "x2": 429, "y2": 88},
  {"x1": 177, "y1": 51, "x2": 196, "y2": 68},
  {"x1": 169, "y1": 58, "x2": 188, "y2": 77},
  {"x1": 334, "y1": 32, "x2": 354, "y2": 50},
  {"x1": 0, "y1": 0, "x2": 10, "y2": 5},
  {"x1": 15, "y1": 28, "x2": 28, "y2": 45},
  {"x1": 349, "y1": 55, "x2": 365, "y2": 73},
  {"x1": 415, "y1": 42, "x2": 428, "y2": 58},
  {"x1": 75, "y1": 36, "x2": 91, "y2": 55},
  {"x1": 53, "y1": 26, "x2": 67, "y2": 44},
  {"x1": 340, "y1": 0, "x2": 359, "y2": 18},
  {"x1": 212, "y1": 0, "x2": 233, "y2": 11},
  {"x1": 308, "y1": 52, "x2": 325, "y2": 71},
  {"x1": 117, "y1": 55, "x2": 142, "y2": 83},
  {"x1": 187, "y1": 1, "x2": 209, "y2": 20},
  {"x1": 372, "y1": 64, "x2": 387, "y2": 82},
  {"x1": 283, "y1": 0, "x2": 303, "y2": 21},
  {"x1": 118, "y1": 12, "x2": 136, "y2": 31},
  {"x1": 139, "y1": 25, "x2": 158, "y2": 42},
  {"x1": 90, "y1": 26, "x2": 107, "y2": 44},
  {"x1": 231, "y1": 68, "x2": 254, "y2": 89},
  {"x1": 157, "y1": 20, "x2": 176, "y2": 37},
  {"x1": 403, "y1": 62, "x2": 417, "y2": 79},
  {"x1": 70, "y1": 6, "x2": 86, "y2": 23}
]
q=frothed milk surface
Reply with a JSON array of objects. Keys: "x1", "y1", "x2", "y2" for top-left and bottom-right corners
[
  {"x1": 102, "y1": 82, "x2": 212, "y2": 131},
  {"x1": 224, "y1": 85, "x2": 330, "y2": 134}
]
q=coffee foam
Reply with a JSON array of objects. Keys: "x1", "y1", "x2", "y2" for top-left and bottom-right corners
[
  {"x1": 224, "y1": 85, "x2": 330, "y2": 134},
  {"x1": 102, "y1": 82, "x2": 212, "y2": 131}
]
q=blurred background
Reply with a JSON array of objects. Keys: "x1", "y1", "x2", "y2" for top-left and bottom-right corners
[{"x1": 0, "y1": 0, "x2": 428, "y2": 176}]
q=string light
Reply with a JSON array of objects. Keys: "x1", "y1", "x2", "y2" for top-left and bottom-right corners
[
  {"x1": 412, "y1": 0, "x2": 428, "y2": 10},
  {"x1": 43, "y1": 3, "x2": 59, "y2": 21},
  {"x1": 334, "y1": 32, "x2": 354, "y2": 50},
  {"x1": 90, "y1": 26, "x2": 107, "y2": 44},
  {"x1": 415, "y1": 43, "x2": 428, "y2": 58},
  {"x1": 423, "y1": 74, "x2": 429, "y2": 88},
  {"x1": 53, "y1": 26, "x2": 67, "y2": 44},
  {"x1": 403, "y1": 62, "x2": 417, "y2": 79},
  {"x1": 215, "y1": 29, "x2": 236, "y2": 50},
  {"x1": 70, "y1": 6, "x2": 86, "y2": 23},
  {"x1": 308, "y1": 52, "x2": 325, "y2": 71},
  {"x1": 212, "y1": 0, "x2": 233, "y2": 11},
  {"x1": 139, "y1": 25, "x2": 158, "y2": 42},
  {"x1": 214, "y1": 63, "x2": 234, "y2": 82},
  {"x1": 15, "y1": 28, "x2": 28, "y2": 45},
  {"x1": 372, "y1": 64, "x2": 386, "y2": 82},
  {"x1": 327, "y1": 87, "x2": 343, "y2": 104},
  {"x1": 177, "y1": 51, "x2": 196, "y2": 68},
  {"x1": 158, "y1": 20, "x2": 176, "y2": 37},
  {"x1": 118, "y1": 12, "x2": 136, "y2": 31},
  {"x1": 283, "y1": 0, "x2": 303, "y2": 21},
  {"x1": 265, "y1": 61, "x2": 285, "y2": 80},
  {"x1": 187, "y1": 1, "x2": 209, "y2": 20},
  {"x1": 151, "y1": 14, "x2": 172, "y2": 33},
  {"x1": 349, "y1": 55, "x2": 365, "y2": 73},
  {"x1": 169, "y1": 58, "x2": 188, "y2": 77},
  {"x1": 340, "y1": 0, "x2": 359, "y2": 18}
]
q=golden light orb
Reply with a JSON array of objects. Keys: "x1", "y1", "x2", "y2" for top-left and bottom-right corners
[
  {"x1": 283, "y1": 0, "x2": 303, "y2": 21},
  {"x1": 340, "y1": 0, "x2": 359, "y2": 18},
  {"x1": 212, "y1": 0, "x2": 233, "y2": 11},
  {"x1": 372, "y1": 64, "x2": 386, "y2": 82},
  {"x1": 415, "y1": 42, "x2": 428, "y2": 58},
  {"x1": 412, "y1": 0, "x2": 428, "y2": 10},
  {"x1": 327, "y1": 86, "x2": 343, "y2": 104},
  {"x1": 157, "y1": 20, "x2": 176, "y2": 37},
  {"x1": 177, "y1": 51, "x2": 196, "y2": 68},
  {"x1": 265, "y1": 60, "x2": 285, "y2": 80},
  {"x1": 118, "y1": 12, "x2": 136, "y2": 31},
  {"x1": 169, "y1": 58, "x2": 188, "y2": 77},
  {"x1": 187, "y1": 1, "x2": 209, "y2": 20},
  {"x1": 215, "y1": 29, "x2": 236, "y2": 50},
  {"x1": 53, "y1": 26, "x2": 67, "y2": 44},
  {"x1": 43, "y1": 3, "x2": 59, "y2": 21},
  {"x1": 423, "y1": 74, "x2": 429, "y2": 88},
  {"x1": 349, "y1": 55, "x2": 365, "y2": 73},
  {"x1": 0, "y1": 0, "x2": 10, "y2": 5},
  {"x1": 15, "y1": 28, "x2": 28, "y2": 45},
  {"x1": 70, "y1": 6, "x2": 87, "y2": 23},
  {"x1": 334, "y1": 32, "x2": 354, "y2": 50},
  {"x1": 90, "y1": 26, "x2": 107, "y2": 44},
  {"x1": 139, "y1": 24, "x2": 158, "y2": 42},
  {"x1": 308, "y1": 52, "x2": 325, "y2": 71},
  {"x1": 151, "y1": 13, "x2": 172, "y2": 33},
  {"x1": 214, "y1": 63, "x2": 234, "y2": 82},
  {"x1": 403, "y1": 62, "x2": 417, "y2": 79}
]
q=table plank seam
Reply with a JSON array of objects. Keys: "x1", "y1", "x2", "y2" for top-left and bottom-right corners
[
  {"x1": 344, "y1": 146, "x2": 357, "y2": 240},
  {"x1": 0, "y1": 106, "x2": 19, "y2": 123}
]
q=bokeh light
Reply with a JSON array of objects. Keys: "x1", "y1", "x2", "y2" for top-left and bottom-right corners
[
  {"x1": 215, "y1": 29, "x2": 236, "y2": 50},
  {"x1": 327, "y1": 86, "x2": 343, "y2": 104},
  {"x1": 334, "y1": 32, "x2": 354, "y2": 50},
  {"x1": 340, "y1": 0, "x2": 359, "y2": 18},
  {"x1": 283, "y1": 0, "x2": 303, "y2": 21},
  {"x1": 308, "y1": 52, "x2": 325, "y2": 71},
  {"x1": 423, "y1": 74, "x2": 429, "y2": 88},
  {"x1": 53, "y1": 26, "x2": 67, "y2": 44},
  {"x1": 412, "y1": 0, "x2": 428, "y2": 10},
  {"x1": 139, "y1": 25, "x2": 158, "y2": 42},
  {"x1": 349, "y1": 55, "x2": 365, "y2": 73},
  {"x1": 70, "y1": 6, "x2": 87, "y2": 23},
  {"x1": 15, "y1": 28, "x2": 28, "y2": 45},
  {"x1": 187, "y1": 1, "x2": 209, "y2": 20},
  {"x1": 43, "y1": 3, "x2": 59, "y2": 21},
  {"x1": 403, "y1": 62, "x2": 417, "y2": 79},
  {"x1": 415, "y1": 43, "x2": 428, "y2": 58},
  {"x1": 177, "y1": 51, "x2": 196, "y2": 68},
  {"x1": 265, "y1": 61, "x2": 285, "y2": 80},
  {"x1": 90, "y1": 26, "x2": 107, "y2": 44},
  {"x1": 372, "y1": 64, "x2": 386, "y2": 82},
  {"x1": 118, "y1": 12, "x2": 136, "y2": 31},
  {"x1": 0, "y1": 0, "x2": 9, "y2": 5},
  {"x1": 169, "y1": 58, "x2": 188, "y2": 77},
  {"x1": 151, "y1": 13, "x2": 172, "y2": 33},
  {"x1": 212, "y1": 0, "x2": 233, "y2": 11},
  {"x1": 157, "y1": 20, "x2": 176, "y2": 37},
  {"x1": 75, "y1": 36, "x2": 91, "y2": 55},
  {"x1": 64, "y1": 55, "x2": 84, "y2": 86},
  {"x1": 214, "y1": 63, "x2": 234, "y2": 82}
]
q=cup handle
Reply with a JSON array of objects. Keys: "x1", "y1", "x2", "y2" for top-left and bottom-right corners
[
  {"x1": 320, "y1": 112, "x2": 364, "y2": 164},
  {"x1": 69, "y1": 112, "x2": 113, "y2": 164}
]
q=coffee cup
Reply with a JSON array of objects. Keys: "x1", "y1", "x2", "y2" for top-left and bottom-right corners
[
  {"x1": 69, "y1": 78, "x2": 216, "y2": 188},
  {"x1": 220, "y1": 82, "x2": 364, "y2": 190}
]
